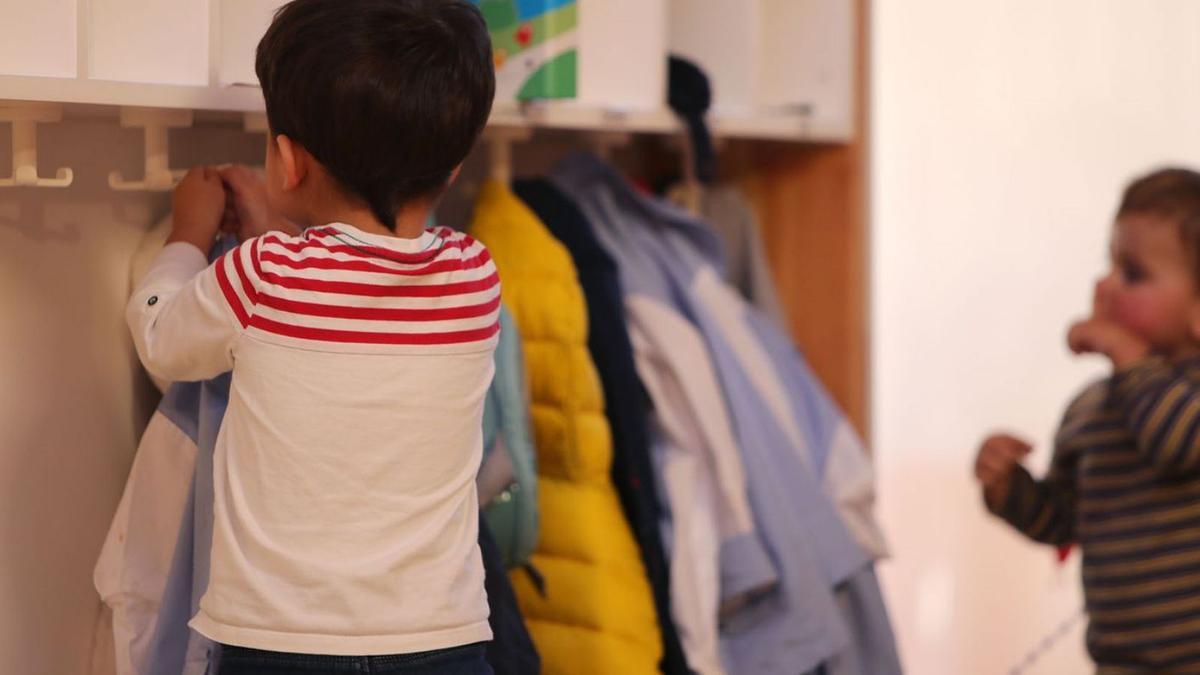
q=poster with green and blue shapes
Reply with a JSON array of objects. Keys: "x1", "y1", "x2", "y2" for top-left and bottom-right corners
[{"x1": 473, "y1": 0, "x2": 577, "y2": 101}]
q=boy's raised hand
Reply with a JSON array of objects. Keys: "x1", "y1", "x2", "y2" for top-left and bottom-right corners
[
  {"x1": 219, "y1": 164, "x2": 300, "y2": 241},
  {"x1": 975, "y1": 433, "x2": 1032, "y2": 509},
  {"x1": 168, "y1": 167, "x2": 227, "y2": 253}
]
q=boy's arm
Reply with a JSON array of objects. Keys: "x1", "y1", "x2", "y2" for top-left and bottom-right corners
[
  {"x1": 1111, "y1": 358, "x2": 1200, "y2": 476},
  {"x1": 980, "y1": 389, "x2": 1095, "y2": 546},
  {"x1": 987, "y1": 459, "x2": 1077, "y2": 546},
  {"x1": 127, "y1": 168, "x2": 261, "y2": 383},
  {"x1": 127, "y1": 241, "x2": 259, "y2": 383}
]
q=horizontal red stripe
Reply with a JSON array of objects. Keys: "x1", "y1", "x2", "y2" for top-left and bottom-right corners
[
  {"x1": 258, "y1": 248, "x2": 492, "y2": 277},
  {"x1": 249, "y1": 314, "x2": 501, "y2": 345},
  {"x1": 215, "y1": 252, "x2": 250, "y2": 327},
  {"x1": 257, "y1": 292, "x2": 501, "y2": 322},
  {"x1": 259, "y1": 270, "x2": 500, "y2": 298}
]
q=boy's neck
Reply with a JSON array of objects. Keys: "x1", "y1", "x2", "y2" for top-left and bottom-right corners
[{"x1": 306, "y1": 202, "x2": 431, "y2": 239}]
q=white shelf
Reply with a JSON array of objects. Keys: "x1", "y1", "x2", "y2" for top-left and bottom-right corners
[
  {"x1": 489, "y1": 101, "x2": 678, "y2": 135},
  {"x1": 0, "y1": 74, "x2": 265, "y2": 112},
  {"x1": 490, "y1": 101, "x2": 851, "y2": 142},
  {"x1": 712, "y1": 111, "x2": 851, "y2": 143},
  {"x1": 0, "y1": 75, "x2": 852, "y2": 143}
]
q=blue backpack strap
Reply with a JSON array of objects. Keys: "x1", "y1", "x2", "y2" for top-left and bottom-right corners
[{"x1": 482, "y1": 304, "x2": 539, "y2": 567}]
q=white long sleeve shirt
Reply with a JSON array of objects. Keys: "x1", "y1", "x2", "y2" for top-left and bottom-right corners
[{"x1": 126, "y1": 224, "x2": 499, "y2": 655}]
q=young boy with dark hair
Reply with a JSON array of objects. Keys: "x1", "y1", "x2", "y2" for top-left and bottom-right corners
[{"x1": 126, "y1": 1, "x2": 499, "y2": 672}]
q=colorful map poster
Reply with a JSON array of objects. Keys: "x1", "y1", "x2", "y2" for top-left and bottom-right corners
[{"x1": 473, "y1": 0, "x2": 578, "y2": 101}]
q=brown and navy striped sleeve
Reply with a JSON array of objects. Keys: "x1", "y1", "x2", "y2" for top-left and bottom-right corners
[{"x1": 986, "y1": 385, "x2": 1105, "y2": 546}]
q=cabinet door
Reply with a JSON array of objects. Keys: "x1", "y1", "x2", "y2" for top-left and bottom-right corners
[
  {"x1": 668, "y1": 0, "x2": 757, "y2": 114},
  {"x1": 668, "y1": 0, "x2": 853, "y2": 132},
  {"x1": 89, "y1": 0, "x2": 210, "y2": 85},
  {"x1": 218, "y1": 0, "x2": 281, "y2": 85},
  {"x1": 578, "y1": 0, "x2": 666, "y2": 110},
  {"x1": 760, "y1": 0, "x2": 853, "y2": 127},
  {"x1": 0, "y1": 1, "x2": 77, "y2": 78}
]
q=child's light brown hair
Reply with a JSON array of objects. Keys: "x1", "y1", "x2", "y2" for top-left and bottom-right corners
[{"x1": 1119, "y1": 168, "x2": 1200, "y2": 283}]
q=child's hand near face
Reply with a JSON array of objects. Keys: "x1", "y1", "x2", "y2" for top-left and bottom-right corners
[
  {"x1": 1067, "y1": 278, "x2": 1151, "y2": 370},
  {"x1": 168, "y1": 167, "x2": 227, "y2": 253}
]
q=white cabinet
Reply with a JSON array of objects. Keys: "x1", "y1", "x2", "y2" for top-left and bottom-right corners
[
  {"x1": 218, "y1": 0, "x2": 281, "y2": 85},
  {"x1": 0, "y1": 1, "x2": 77, "y2": 78},
  {"x1": 576, "y1": 0, "x2": 666, "y2": 111},
  {"x1": 760, "y1": 0, "x2": 853, "y2": 125},
  {"x1": 669, "y1": 0, "x2": 854, "y2": 134},
  {"x1": 88, "y1": 0, "x2": 210, "y2": 85}
]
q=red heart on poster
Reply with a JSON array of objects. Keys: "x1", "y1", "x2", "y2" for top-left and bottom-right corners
[{"x1": 516, "y1": 23, "x2": 533, "y2": 47}]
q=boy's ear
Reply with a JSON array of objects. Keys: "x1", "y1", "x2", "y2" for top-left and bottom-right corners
[
  {"x1": 447, "y1": 164, "x2": 463, "y2": 186},
  {"x1": 275, "y1": 134, "x2": 309, "y2": 192}
]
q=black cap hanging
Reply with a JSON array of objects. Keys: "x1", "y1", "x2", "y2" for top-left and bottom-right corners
[{"x1": 667, "y1": 55, "x2": 716, "y2": 184}]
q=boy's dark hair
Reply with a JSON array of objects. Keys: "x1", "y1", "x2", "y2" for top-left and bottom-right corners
[
  {"x1": 256, "y1": 0, "x2": 495, "y2": 231},
  {"x1": 1119, "y1": 168, "x2": 1200, "y2": 283}
]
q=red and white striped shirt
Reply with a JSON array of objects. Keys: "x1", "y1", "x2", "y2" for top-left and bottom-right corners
[
  {"x1": 127, "y1": 223, "x2": 499, "y2": 655},
  {"x1": 220, "y1": 224, "x2": 501, "y2": 352}
]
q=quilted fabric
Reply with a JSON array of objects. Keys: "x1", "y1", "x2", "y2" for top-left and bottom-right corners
[{"x1": 470, "y1": 180, "x2": 662, "y2": 674}]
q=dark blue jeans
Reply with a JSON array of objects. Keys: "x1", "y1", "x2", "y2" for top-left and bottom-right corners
[{"x1": 216, "y1": 643, "x2": 493, "y2": 675}]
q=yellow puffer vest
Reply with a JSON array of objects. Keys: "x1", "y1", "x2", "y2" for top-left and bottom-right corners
[{"x1": 471, "y1": 180, "x2": 662, "y2": 674}]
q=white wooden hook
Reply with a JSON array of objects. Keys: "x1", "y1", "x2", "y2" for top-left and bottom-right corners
[
  {"x1": 483, "y1": 126, "x2": 531, "y2": 186},
  {"x1": 0, "y1": 103, "x2": 73, "y2": 188},
  {"x1": 109, "y1": 107, "x2": 194, "y2": 191}
]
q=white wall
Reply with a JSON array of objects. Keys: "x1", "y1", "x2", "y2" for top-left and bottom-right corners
[
  {"x1": 872, "y1": 2, "x2": 1200, "y2": 673},
  {"x1": 0, "y1": 116, "x2": 262, "y2": 675}
]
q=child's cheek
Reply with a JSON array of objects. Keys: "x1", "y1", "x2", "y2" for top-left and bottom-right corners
[{"x1": 1111, "y1": 290, "x2": 1170, "y2": 341}]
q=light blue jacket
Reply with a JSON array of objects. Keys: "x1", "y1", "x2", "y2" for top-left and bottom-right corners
[
  {"x1": 553, "y1": 154, "x2": 898, "y2": 675},
  {"x1": 141, "y1": 240, "x2": 236, "y2": 675},
  {"x1": 480, "y1": 304, "x2": 539, "y2": 568}
]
